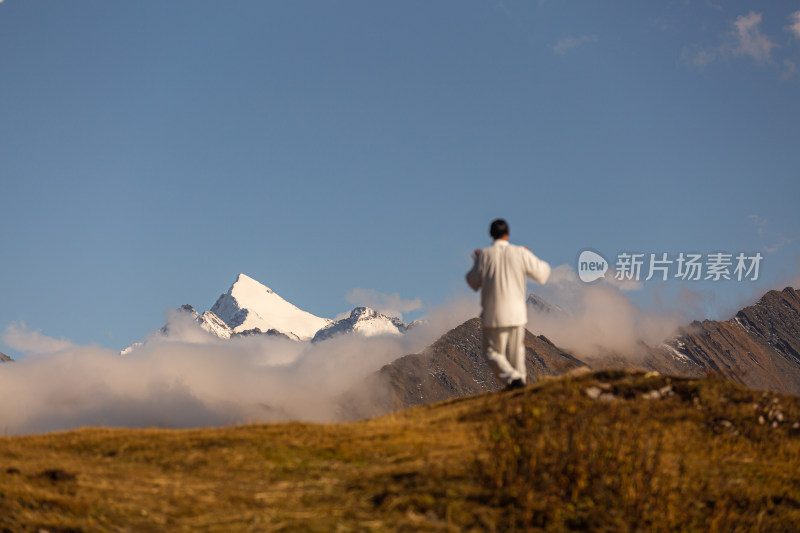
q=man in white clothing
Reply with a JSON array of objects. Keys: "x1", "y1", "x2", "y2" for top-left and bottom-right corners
[{"x1": 466, "y1": 219, "x2": 551, "y2": 390}]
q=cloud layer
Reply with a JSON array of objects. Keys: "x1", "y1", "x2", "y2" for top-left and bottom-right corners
[{"x1": 0, "y1": 298, "x2": 478, "y2": 436}]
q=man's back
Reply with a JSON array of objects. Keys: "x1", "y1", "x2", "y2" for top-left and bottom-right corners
[{"x1": 466, "y1": 239, "x2": 550, "y2": 328}]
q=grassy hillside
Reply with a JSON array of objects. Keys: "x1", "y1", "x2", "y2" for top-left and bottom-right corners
[{"x1": 2, "y1": 370, "x2": 800, "y2": 532}]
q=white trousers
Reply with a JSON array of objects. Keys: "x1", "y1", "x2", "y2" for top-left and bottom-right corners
[{"x1": 482, "y1": 326, "x2": 526, "y2": 386}]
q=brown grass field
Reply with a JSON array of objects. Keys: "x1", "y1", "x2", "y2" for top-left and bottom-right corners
[{"x1": 2, "y1": 370, "x2": 800, "y2": 532}]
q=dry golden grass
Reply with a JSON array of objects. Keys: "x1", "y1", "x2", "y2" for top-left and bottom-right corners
[{"x1": 2, "y1": 370, "x2": 800, "y2": 532}]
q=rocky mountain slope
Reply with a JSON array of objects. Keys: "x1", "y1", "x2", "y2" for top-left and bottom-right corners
[
  {"x1": 527, "y1": 293, "x2": 567, "y2": 316},
  {"x1": 651, "y1": 287, "x2": 800, "y2": 394},
  {"x1": 0, "y1": 351, "x2": 11, "y2": 363},
  {"x1": 165, "y1": 305, "x2": 233, "y2": 339},
  {"x1": 343, "y1": 287, "x2": 800, "y2": 417},
  {"x1": 341, "y1": 318, "x2": 584, "y2": 418}
]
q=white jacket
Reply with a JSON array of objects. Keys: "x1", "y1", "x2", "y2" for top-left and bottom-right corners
[{"x1": 466, "y1": 239, "x2": 551, "y2": 328}]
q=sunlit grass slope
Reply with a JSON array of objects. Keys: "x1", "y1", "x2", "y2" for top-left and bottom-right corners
[{"x1": 2, "y1": 370, "x2": 800, "y2": 532}]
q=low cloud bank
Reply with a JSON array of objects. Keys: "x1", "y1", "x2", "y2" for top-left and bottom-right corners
[{"x1": 0, "y1": 298, "x2": 478, "y2": 436}]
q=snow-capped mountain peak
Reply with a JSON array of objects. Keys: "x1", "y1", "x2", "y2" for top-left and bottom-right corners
[
  {"x1": 527, "y1": 293, "x2": 567, "y2": 316},
  {"x1": 210, "y1": 273, "x2": 331, "y2": 340},
  {"x1": 312, "y1": 306, "x2": 407, "y2": 343}
]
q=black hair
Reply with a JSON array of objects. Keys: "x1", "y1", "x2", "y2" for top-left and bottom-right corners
[{"x1": 489, "y1": 218, "x2": 509, "y2": 239}]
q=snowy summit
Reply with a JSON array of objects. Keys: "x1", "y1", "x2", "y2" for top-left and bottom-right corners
[
  {"x1": 210, "y1": 273, "x2": 332, "y2": 341},
  {"x1": 121, "y1": 273, "x2": 413, "y2": 354},
  {"x1": 312, "y1": 307, "x2": 408, "y2": 343}
]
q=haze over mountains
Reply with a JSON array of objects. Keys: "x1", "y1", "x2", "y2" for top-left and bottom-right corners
[
  {"x1": 2, "y1": 270, "x2": 799, "y2": 435},
  {"x1": 126, "y1": 273, "x2": 800, "y2": 408}
]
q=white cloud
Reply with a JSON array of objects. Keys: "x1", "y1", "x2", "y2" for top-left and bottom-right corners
[
  {"x1": 732, "y1": 12, "x2": 775, "y2": 64},
  {"x1": 529, "y1": 264, "x2": 683, "y2": 359},
  {"x1": 787, "y1": 11, "x2": 800, "y2": 39},
  {"x1": 684, "y1": 11, "x2": 777, "y2": 68},
  {"x1": 552, "y1": 34, "x2": 598, "y2": 56},
  {"x1": 344, "y1": 288, "x2": 422, "y2": 320},
  {"x1": 3, "y1": 322, "x2": 76, "y2": 355}
]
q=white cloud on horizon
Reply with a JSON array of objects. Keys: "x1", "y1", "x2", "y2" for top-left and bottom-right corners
[
  {"x1": 552, "y1": 34, "x2": 598, "y2": 55},
  {"x1": 3, "y1": 322, "x2": 76, "y2": 355},
  {"x1": 344, "y1": 288, "x2": 423, "y2": 321},
  {"x1": 0, "y1": 297, "x2": 479, "y2": 435}
]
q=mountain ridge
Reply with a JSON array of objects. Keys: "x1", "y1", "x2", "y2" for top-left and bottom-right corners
[
  {"x1": 649, "y1": 286, "x2": 800, "y2": 393},
  {"x1": 341, "y1": 286, "x2": 800, "y2": 417}
]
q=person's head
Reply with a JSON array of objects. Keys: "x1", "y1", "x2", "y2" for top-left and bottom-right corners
[{"x1": 489, "y1": 218, "x2": 509, "y2": 240}]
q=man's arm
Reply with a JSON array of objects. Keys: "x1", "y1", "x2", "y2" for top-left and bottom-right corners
[
  {"x1": 466, "y1": 251, "x2": 482, "y2": 291},
  {"x1": 522, "y1": 248, "x2": 551, "y2": 285}
]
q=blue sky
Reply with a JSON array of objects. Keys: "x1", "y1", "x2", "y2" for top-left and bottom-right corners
[{"x1": 1, "y1": 1, "x2": 798, "y2": 355}]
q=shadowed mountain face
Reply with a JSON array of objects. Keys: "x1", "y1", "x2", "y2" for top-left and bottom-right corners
[
  {"x1": 654, "y1": 287, "x2": 800, "y2": 394},
  {"x1": 0, "y1": 352, "x2": 11, "y2": 363},
  {"x1": 341, "y1": 318, "x2": 584, "y2": 419}
]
